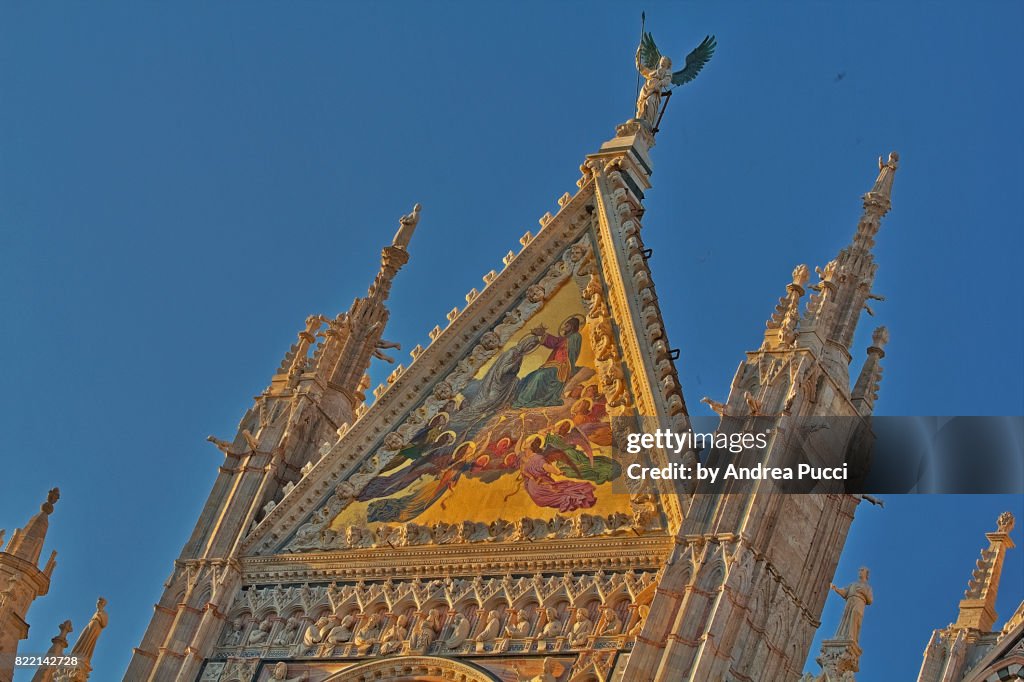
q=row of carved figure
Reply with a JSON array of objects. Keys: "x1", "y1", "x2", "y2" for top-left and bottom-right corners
[
  {"x1": 219, "y1": 571, "x2": 658, "y2": 657},
  {"x1": 222, "y1": 599, "x2": 650, "y2": 657},
  {"x1": 286, "y1": 506, "x2": 659, "y2": 553}
]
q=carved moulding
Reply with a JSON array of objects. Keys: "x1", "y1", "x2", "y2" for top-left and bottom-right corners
[
  {"x1": 590, "y1": 158, "x2": 685, "y2": 421},
  {"x1": 242, "y1": 535, "x2": 672, "y2": 587}
]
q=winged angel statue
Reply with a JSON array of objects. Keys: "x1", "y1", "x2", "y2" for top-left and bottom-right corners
[{"x1": 635, "y1": 32, "x2": 716, "y2": 127}]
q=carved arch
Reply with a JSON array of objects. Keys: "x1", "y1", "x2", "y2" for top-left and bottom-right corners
[{"x1": 323, "y1": 655, "x2": 501, "y2": 682}]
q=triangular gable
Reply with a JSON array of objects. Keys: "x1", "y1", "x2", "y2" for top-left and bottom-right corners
[{"x1": 241, "y1": 132, "x2": 687, "y2": 560}]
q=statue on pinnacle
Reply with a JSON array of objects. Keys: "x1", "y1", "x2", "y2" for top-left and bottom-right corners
[{"x1": 634, "y1": 29, "x2": 716, "y2": 128}]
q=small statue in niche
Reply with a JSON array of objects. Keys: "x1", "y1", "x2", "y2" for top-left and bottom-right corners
[
  {"x1": 443, "y1": 612, "x2": 471, "y2": 649},
  {"x1": 540, "y1": 607, "x2": 565, "y2": 638},
  {"x1": 272, "y1": 616, "x2": 300, "y2": 645},
  {"x1": 599, "y1": 605, "x2": 621, "y2": 635},
  {"x1": 504, "y1": 608, "x2": 532, "y2": 638},
  {"x1": 474, "y1": 609, "x2": 501, "y2": 643},
  {"x1": 354, "y1": 612, "x2": 384, "y2": 654},
  {"x1": 327, "y1": 614, "x2": 357, "y2": 644},
  {"x1": 568, "y1": 608, "x2": 594, "y2": 646},
  {"x1": 378, "y1": 613, "x2": 409, "y2": 655}
]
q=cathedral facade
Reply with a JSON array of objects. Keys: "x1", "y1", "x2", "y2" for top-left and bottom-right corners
[{"x1": 114, "y1": 46, "x2": 1022, "y2": 682}]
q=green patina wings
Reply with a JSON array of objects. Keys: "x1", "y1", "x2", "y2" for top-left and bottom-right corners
[{"x1": 672, "y1": 34, "x2": 717, "y2": 86}]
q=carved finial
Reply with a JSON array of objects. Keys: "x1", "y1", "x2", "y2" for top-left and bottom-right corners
[
  {"x1": 997, "y1": 511, "x2": 1015, "y2": 534},
  {"x1": 6, "y1": 487, "x2": 61, "y2": 564},
  {"x1": 391, "y1": 203, "x2": 421, "y2": 250},
  {"x1": 58, "y1": 619, "x2": 73, "y2": 639},
  {"x1": 31, "y1": 619, "x2": 74, "y2": 681},
  {"x1": 792, "y1": 263, "x2": 810, "y2": 288},
  {"x1": 42, "y1": 488, "x2": 60, "y2": 515}
]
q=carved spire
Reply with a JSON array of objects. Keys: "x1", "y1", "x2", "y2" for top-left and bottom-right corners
[
  {"x1": 851, "y1": 326, "x2": 889, "y2": 415},
  {"x1": 5, "y1": 488, "x2": 59, "y2": 566},
  {"x1": 318, "y1": 205, "x2": 422, "y2": 410},
  {"x1": 798, "y1": 152, "x2": 898, "y2": 393},
  {"x1": 954, "y1": 511, "x2": 1016, "y2": 632}
]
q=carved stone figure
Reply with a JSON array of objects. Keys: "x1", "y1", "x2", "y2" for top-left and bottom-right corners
[
  {"x1": 378, "y1": 614, "x2": 409, "y2": 654},
  {"x1": 599, "y1": 605, "x2": 621, "y2": 635},
  {"x1": 431, "y1": 522, "x2": 459, "y2": 544},
  {"x1": 403, "y1": 522, "x2": 432, "y2": 545},
  {"x1": 634, "y1": 32, "x2": 716, "y2": 127},
  {"x1": 504, "y1": 608, "x2": 532, "y2": 638},
  {"x1": 488, "y1": 518, "x2": 514, "y2": 542},
  {"x1": 461, "y1": 520, "x2": 489, "y2": 542},
  {"x1": 247, "y1": 619, "x2": 270, "y2": 645},
  {"x1": 568, "y1": 607, "x2": 594, "y2": 646},
  {"x1": 288, "y1": 507, "x2": 331, "y2": 551},
  {"x1": 474, "y1": 609, "x2": 501, "y2": 643},
  {"x1": 480, "y1": 331, "x2": 502, "y2": 351},
  {"x1": 222, "y1": 618, "x2": 244, "y2": 646},
  {"x1": 540, "y1": 607, "x2": 565, "y2": 638},
  {"x1": 273, "y1": 616, "x2": 300, "y2": 645},
  {"x1": 392, "y1": 203, "x2": 421, "y2": 250},
  {"x1": 354, "y1": 612, "x2": 383, "y2": 653},
  {"x1": 829, "y1": 567, "x2": 873, "y2": 643},
  {"x1": 607, "y1": 511, "x2": 631, "y2": 533},
  {"x1": 327, "y1": 614, "x2": 356, "y2": 644},
  {"x1": 346, "y1": 525, "x2": 373, "y2": 548},
  {"x1": 527, "y1": 284, "x2": 546, "y2": 303},
  {"x1": 627, "y1": 604, "x2": 649, "y2": 637},
  {"x1": 412, "y1": 608, "x2": 443, "y2": 649},
  {"x1": 269, "y1": 661, "x2": 308, "y2": 682},
  {"x1": 527, "y1": 657, "x2": 564, "y2": 682},
  {"x1": 444, "y1": 612, "x2": 471, "y2": 649},
  {"x1": 69, "y1": 597, "x2": 108, "y2": 661},
  {"x1": 302, "y1": 616, "x2": 331, "y2": 647}
]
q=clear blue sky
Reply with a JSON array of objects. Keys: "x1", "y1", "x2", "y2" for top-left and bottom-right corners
[{"x1": 1, "y1": 2, "x2": 1021, "y2": 679}]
